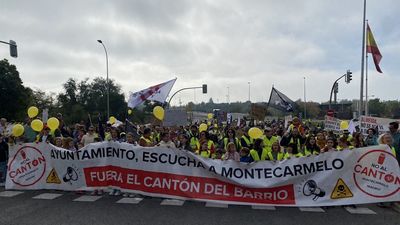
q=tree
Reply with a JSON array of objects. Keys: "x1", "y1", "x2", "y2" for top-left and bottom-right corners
[
  {"x1": 57, "y1": 77, "x2": 127, "y2": 124},
  {"x1": 0, "y1": 59, "x2": 32, "y2": 120},
  {"x1": 368, "y1": 98, "x2": 384, "y2": 117},
  {"x1": 30, "y1": 89, "x2": 57, "y2": 112}
]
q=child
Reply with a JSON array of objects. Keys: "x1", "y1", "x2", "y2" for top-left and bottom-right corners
[
  {"x1": 284, "y1": 143, "x2": 303, "y2": 159},
  {"x1": 240, "y1": 147, "x2": 253, "y2": 163},
  {"x1": 222, "y1": 142, "x2": 240, "y2": 161},
  {"x1": 197, "y1": 142, "x2": 211, "y2": 158},
  {"x1": 267, "y1": 141, "x2": 284, "y2": 161},
  {"x1": 214, "y1": 149, "x2": 223, "y2": 160},
  {"x1": 321, "y1": 138, "x2": 336, "y2": 153}
]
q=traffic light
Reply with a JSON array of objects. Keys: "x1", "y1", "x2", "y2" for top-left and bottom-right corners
[
  {"x1": 334, "y1": 83, "x2": 339, "y2": 93},
  {"x1": 346, "y1": 70, "x2": 352, "y2": 83},
  {"x1": 9, "y1": 40, "x2": 17, "y2": 58},
  {"x1": 202, "y1": 84, "x2": 207, "y2": 94}
]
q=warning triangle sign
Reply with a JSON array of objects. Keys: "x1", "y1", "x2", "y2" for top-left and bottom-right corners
[
  {"x1": 330, "y1": 178, "x2": 353, "y2": 199},
  {"x1": 46, "y1": 168, "x2": 61, "y2": 184}
]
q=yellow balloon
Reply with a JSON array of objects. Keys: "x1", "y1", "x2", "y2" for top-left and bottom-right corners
[
  {"x1": 12, "y1": 124, "x2": 24, "y2": 137},
  {"x1": 340, "y1": 120, "x2": 349, "y2": 130},
  {"x1": 248, "y1": 127, "x2": 263, "y2": 139},
  {"x1": 47, "y1": 117, "x2": 60, "y2": 130},
  {"x1": 207, "y1": 121, "x2": 211, "y2": 126},
  {"x1": 128, "y1": 109, "x2": 132, "y2": 115},
  {"x1": 109, "y1": 116, "x2": 116, "y2": 124},
  {"x1": 153, "y1": 106, "x2": 165, "y2": 121},
  {"x1": 27, "y1": 106, "x2": 39, "y2": 118},
  {"x1": 199, "y1": 123, "x2": 208, "y2": 132},
  {"x1": 207, "y1": 113, "x2": 213, "y2": 119},
  {"x1": 31, "y1": 119, "x2": 44, "y2": 132}
]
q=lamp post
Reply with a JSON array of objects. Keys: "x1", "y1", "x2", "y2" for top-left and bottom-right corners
[
  {"x1": 97, "y1": 40, "x2": 109, "y2": 119},
  {"x1": 248, "y1": 82, "x2": 251, "y2": 102},
  {"x1": 303, "y1": 77, "x2": 306, "y2": 119}
]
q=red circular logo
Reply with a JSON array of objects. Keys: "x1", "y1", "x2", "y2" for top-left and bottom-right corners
[
  {"x1": 8, "y1": 146, "x2": 46, "y2": 187},
  {"x1": 353, "y1": 149, "x2": 399, "y2": 198}
]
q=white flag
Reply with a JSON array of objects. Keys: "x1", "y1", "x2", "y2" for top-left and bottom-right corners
[{"x1": 128, "y1": 78, "x2": 177, "y2": 108}]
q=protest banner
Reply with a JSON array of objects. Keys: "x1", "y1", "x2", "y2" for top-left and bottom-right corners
[
  {"x1": 6, "y1": 142, "x2": 399, "y2": 206},
  {"x1": 324, "y1": 116, "x2": 341, "y2": 134},
  {"x1": 359, "y1": 116, "x2": 400, "y2": 136}
]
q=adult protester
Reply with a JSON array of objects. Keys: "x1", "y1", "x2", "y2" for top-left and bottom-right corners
[
  {"x1": 365, "y1": 128, "x2": 378, "y2": 146},
  {"x1": 263, "y1": 127, "x2": 278, "y2": 152},
  {"x1": 80, "y1": 126, "x2": 97, "y2": 146},
  {"x1": 139, "y1": 128, "x2": 154, "y2": 147},
  {"x1": 157, "y1": 132, "x2": 176, "y2": 148}
]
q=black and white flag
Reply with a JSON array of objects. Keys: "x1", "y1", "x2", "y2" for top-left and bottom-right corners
[{"x1": 268, "y1": 87, "x2": 296, "y2": 112}]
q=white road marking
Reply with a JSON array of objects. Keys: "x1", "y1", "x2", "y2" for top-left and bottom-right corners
[
  {"x1": 0, "y1": 191, "x2": 24, "y2": 197},
  {"x1": 73, "y1": 195, "x2": 102, "y2": 202},
  {"x1": 344, "y1": 207, "x2": 377, "y2": 215},
  {"x1": 252, "y1": 205, "x2": 276, "y2": 210},
  {"x1": 116, "y1": 197, "x2": 143, "y2": 204},
  {"x1": 160, "y1": 199, "x2": 185, "y2": 206},
  {"x1": 299, "y1": 207, "x2": 326, "y2": 212},
  {"x1": 205, "y1": 202, "x2": 228, "y2": 208},
  {"x1": 32, "y1": 193, "x2": 63, "y2": 200}
]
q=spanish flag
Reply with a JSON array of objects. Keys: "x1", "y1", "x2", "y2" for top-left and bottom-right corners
[{"x1": 366, "y1": 23, "x2": 383, "y2": 73}]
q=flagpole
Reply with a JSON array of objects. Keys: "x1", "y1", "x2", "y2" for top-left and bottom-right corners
[
  {"x1": 359, "y1": 0, "x2": 367, "y2": 117},
  {"x1": 365, "y1": 20, "x2": 369, "y2": 116}
]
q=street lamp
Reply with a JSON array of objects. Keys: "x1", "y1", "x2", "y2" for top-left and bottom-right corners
[
  {"x1": 248, "y1": 82, "x2": 251, "y2": 102},
  {"x1": 303, "y1": 77, "x2": 306, "y2": 119},
  {"x1": 97, "y1": 40, "x2": 110, "y2": 119}
]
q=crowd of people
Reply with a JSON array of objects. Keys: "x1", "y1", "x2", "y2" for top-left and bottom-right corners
[{"x1": 0, "y1": 114, "x2": 399, "y2": 209}]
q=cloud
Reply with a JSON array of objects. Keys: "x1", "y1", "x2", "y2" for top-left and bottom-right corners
[{"x1": 0, "y1": 0, "x2": 399, "y2": 107}]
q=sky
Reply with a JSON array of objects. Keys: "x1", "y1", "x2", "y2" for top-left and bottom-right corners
[{"x1": 1, "y1": 0, "x2": 399, "y2": 106}]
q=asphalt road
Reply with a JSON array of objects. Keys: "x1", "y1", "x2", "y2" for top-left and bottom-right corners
[{"x1": 0, "y1": 187, "x2": 399, "y2": 225}]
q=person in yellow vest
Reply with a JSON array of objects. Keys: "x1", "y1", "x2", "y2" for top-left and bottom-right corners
[
  {"x1": 250, "y1": 139, "x2": 268, "y2": 161},
  {"x1": 222, "y1": 128, "x2": 241, "y2": 152},
  {"x1": 377, "y1": 133, "x2": 397, "y2": 157},
  {"x1": 240, "y1": 127, "x2": 253, "y2": 149},
  {"x1": 288, "y1": 117, "x2": 305, "y2": 135},
  {"x1": 336, "y1": 136, "x2": 354, "y2": 151},
  {"x1": 304, "y1": 135, "x2": 321, "y2": 156},
  {"x1": 196, "y1": 141, "x2": 211, "y2": 158},
  {"x1": 188, "y1": 125, "x2": 200, "y2": 152},
  {"x1": 199, "y1": 131, "x2": 216, "y2": 158},
  {"x1": 139, "y1": 128, "x2": 154, "y2": 147},
  {"x1": 263, "y1": 127, "x2": 278, "y2": 152},
  {"x1": 283, "y1": 143, "x2": 303, "y2": 159},
  {"x1": 341, "y1": 130, "x2": 353, "y2": 142},
  {"x1": 280, "y1": 127, "x2": 305, "y2": 154},
  {"x1": 376, "y1": 132, "x2": 400, "y2": 211},
  {"x1": 267, "y1": 141, "x2": 285, "y2": 161},
  {"x1": 153, "y1": 125, "x2": 162, "y2": 143}
]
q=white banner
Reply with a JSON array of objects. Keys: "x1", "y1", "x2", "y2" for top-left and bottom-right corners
[
  {"x1": 6, "y1": 142, "x2": 400, "y2": 206},
  {"x1": 284, "y1": 115, "x2": 292, "y2": 129},
  {"x1": 324, "y1": 116, "x2": 341, "y2": 134},
  {"x1": 360, "y1": 116, "x2": 400, "y2": 136}
]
